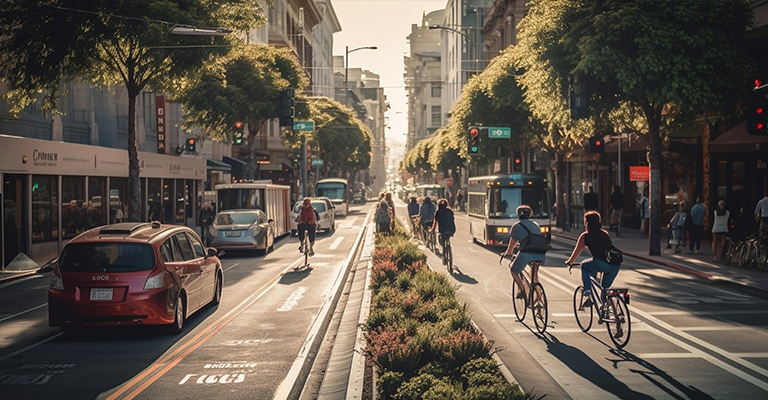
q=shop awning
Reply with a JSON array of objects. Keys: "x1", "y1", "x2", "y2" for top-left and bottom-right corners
[
  {"x1": 223, "y1": 156, "x2": 247, "y2": 178},
  {"x1": 206, "y1": 158, "x2": 231, "y2": 172},
  {"x1": 709, "y1": 120, "x2": 768, "y2": 152}
]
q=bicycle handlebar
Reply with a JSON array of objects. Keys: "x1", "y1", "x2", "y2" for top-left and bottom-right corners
[{"x1": 565, "y1": 261, "x2": 582, "y2": 274}]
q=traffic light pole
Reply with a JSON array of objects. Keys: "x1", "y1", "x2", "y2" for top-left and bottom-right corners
[{"x1": 301, "y1": 134, "x2": 308, "y2": 198}]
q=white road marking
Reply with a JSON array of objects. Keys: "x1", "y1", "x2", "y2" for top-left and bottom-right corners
[
  {"x1": 277, "y1": 287, "x2": 307, "y2": 312},
  {"x1": 224, "y1": 263, "x2": 239, "y2": 273},
  {"x1": 0, "y1": 304, "x2": 47, "y2": 323},
  {"x1": 329, "y1": 237, "x2": 344, "y2": 250}
]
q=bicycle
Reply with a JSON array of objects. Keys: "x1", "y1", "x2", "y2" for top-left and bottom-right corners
[
  {"x1": 296, "y1": 228, "x2": 311, "y2": 270},
  {"x1": 567, "y1": 262, "x2": 631, "y2": 349},
  {"x1": 422, "y1": 220, "x2": 436, "y2": 252},
  {"x1": 737, "y1": 232, "x2": 767, "y2": 270},
  {"x1": 440, "y1": 232, "x2": 453, "y2": 274},
  {"x1": 410, "y1": 215, "x2": 422, "y2": 239},
  {"x1": 500, "y1": 251, "x2": 548, "y2": 333}
]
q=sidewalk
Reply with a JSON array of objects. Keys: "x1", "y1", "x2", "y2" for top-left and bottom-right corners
[{"x1": 553, "y1": 225, "x2": 768, "y2": 299}]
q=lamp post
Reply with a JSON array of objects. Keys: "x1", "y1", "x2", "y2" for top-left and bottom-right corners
[
  {"x1": 427, "y1": 24, "x2": 467, "y2": 39},
  {"x1": 344, "y1": 45, "x2": 377, "y2": 102}
]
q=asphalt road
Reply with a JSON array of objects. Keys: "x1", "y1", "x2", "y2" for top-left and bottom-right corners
[
  {"x1": 393, "y1": 200, "x2": 768, "y2": 400},
  {"x1": 0, "y1": 204, "x2": 372, "y2": 400}
]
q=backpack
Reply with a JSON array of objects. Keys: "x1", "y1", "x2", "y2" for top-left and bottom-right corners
[
  {"x1": 517, "y1": 223, "x2": 549, "y2": 253},
  {"x1": 605, "y1": 245, "x2": 624, "y2": 265}
]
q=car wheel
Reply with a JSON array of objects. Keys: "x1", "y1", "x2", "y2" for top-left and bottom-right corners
[
  {"x1": 168, "y1": 294, "x2": 186, "y2": 334},
  {"x1": 211, "y1": 271, "x2": 222, "y2": 306}
]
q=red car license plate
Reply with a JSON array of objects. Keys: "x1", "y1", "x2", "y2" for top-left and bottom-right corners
[
  {"x1": 90, "y1": 288, "x2": 113, "y2": 301},
  {"x1": 225, "y1": 231, "x2": 241, "y2": 237}
]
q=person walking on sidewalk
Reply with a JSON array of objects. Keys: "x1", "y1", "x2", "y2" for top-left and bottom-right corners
[
  {"x1": 609, "y1": 185, "x2": 624, "y2": 237},
  {"x1": 584, "y1": 186, "x2": 598, "y2": 212},
  {"x1": 639, "y1": 188, "x2": 650, "y2": 237},
  {"x1": 689, "y1": 196, "x2": 707, "y2": 255},
  {"x1": 711, "y1": 200, "x2": 729, "y2": 261},
  {"x1": 669, "y1": 202, "x2": 688, "y2": 253},
  {"x1": 755, "y1": 190, "x2": 768, "y2": 236}
]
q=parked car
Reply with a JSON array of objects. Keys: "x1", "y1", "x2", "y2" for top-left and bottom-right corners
[
  {"x1": 207, "y1": 209, "x2": 275, "y2": 253},
  {"x1": 48, "y1": 222, "x2": 222, "y2": 334},
  {"x1": 290, "y1": 197, "x2": 336, "y2": 235}
]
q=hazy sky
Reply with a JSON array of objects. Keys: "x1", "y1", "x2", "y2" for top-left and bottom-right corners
[{"x1": 331, "y1": 0, "x2": 446, "y2": 168}]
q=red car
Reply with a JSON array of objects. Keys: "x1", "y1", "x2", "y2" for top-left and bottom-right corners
[{"x1": 48, "y1": 222, "x2": 223, "y2": 333}]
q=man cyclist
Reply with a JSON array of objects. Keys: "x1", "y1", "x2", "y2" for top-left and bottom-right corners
[
  {"x1": 297, "y1": 198, "x2": 318, "y2": 256},
  {"x1": 419, "y1": 196, "x2": 436, "y2": 241},
  {"x1": 407, "y1": 196, "x2": 420, "y2": 232},
  {"x1": 501, "y1": 205, "x2": 547, "y2": 297},
  {"x1": 564, "y1": 211, "x2": 621, "y2": 312},
  {"x1": 431, "y1": 198, "x2": 456, "y2": 259}
]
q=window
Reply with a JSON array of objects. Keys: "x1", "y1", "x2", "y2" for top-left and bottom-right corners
[
  {"x1": 32, "y1": 175, "x2": 58, "y2": 242},
  {"x1": 431, "y1": 84, "x2": 442, "y2": 98},
  {"x1": 431, "y1": 105, "x2": 441, "y2": 126},
  {"x1": 186, "y1": 232, "x2": 205, "y2": 258},
  {"x1": 160, "y1": 240, "x2": 173, "y2": 263},
  {"x1": 62, "y1": 176, "x2": 85, "y2": 238},
  {"x1": 174, "y1": 233, "x2": 195, "y2": 261}
]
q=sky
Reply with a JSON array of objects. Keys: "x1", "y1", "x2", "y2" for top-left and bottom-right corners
[{"x1": 330, "y1": 0, "x2": 446, "y2": 170}]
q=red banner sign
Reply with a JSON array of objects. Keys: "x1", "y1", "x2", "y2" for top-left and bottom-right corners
[{"x1": 629, "y1": 166, "x2": 649, "y2": 181}]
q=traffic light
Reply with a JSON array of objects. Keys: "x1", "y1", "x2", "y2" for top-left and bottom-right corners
[
  {"x1": 588, "y1": 136, "x2": 604, "y2": 153},
  {"x1": 185, "y1": 138, "x2": 196, "y2": 153},
  {"x1": 234, "y1": 121, "x2": 244, "y2": 145},
  {"x1": 512, "y1": 150, "x2": 522, "y2": 172},
  {"x1": 569, "y1": 74, "x2": 589, "y2": 119},
  {"x1": 748, "y1": 77, "x2": 768, "y2": 135},
  {"x1": 279, "y1": 88, "x2": 295, "y2": 127},
  {"x1": 468, "y1": 126, "x2": 480, "y2": 154},
  {"x1": 454, "y1": 165, "x2": 461, "y2": 176}
]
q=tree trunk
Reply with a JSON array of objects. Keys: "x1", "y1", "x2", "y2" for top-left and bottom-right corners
[
  {"x1": 644, "y1": 102, "x2": 663, "y2": 256},
  {"x1": 553, "y1": 145, "x2": 568, "y2": 229},
  {"x1": 127, "y1": 86, "x2": 141, "y2": 222}
]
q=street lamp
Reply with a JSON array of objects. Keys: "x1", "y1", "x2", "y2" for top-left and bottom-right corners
[
  {"x1": 428, "y1": 24, "x2": 467, "y2": 38},
  {"x1": 345, "y1": 46, "x2": 378, "y2": 92},
  {"x1": 171, "y1": 26, "x2": 232, "y2": 36}
]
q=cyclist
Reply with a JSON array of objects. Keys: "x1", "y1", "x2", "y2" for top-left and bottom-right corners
[
  {"x1": 297, "y1": 198, "x2": 318, "y2": 256},
  {"x1": 564, "y1": 211, "x2": 621, "y2": 309},
  {"x1": 431, "y1": 198, "x2": 456, "y2": 258},
  {"x1": 419, "y1": 196, "x2": 436, "y2": 240},
  {"x1": 501, "y1": 205, "x2": 547, "y2": 297},
  {"x1": 407, "y1": 196, "x2": 420, "y2": 231}
]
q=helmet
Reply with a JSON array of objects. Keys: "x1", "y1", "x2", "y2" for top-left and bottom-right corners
[{"x1": 516, "y1": 205, "x2": 532, "y2": 219}]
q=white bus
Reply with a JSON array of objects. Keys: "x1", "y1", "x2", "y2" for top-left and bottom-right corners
[
  {"x1": 415, "y1": 184, "x2": 445, "y2": 201},
  {"x1": 316, "y1": 178, "x2": 349, "y2": 217},
  {"x1": 466, "y1": 174, "x2": 551, "y2": 246},
  {"x1": 214, "y1": 181, "x2": 292, "y2": 237}
]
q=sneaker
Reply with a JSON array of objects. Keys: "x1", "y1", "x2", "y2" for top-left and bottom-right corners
[
  {"x1": 515, "y1": 291, "x2": 526, "y2": 300},
  {"x1": 298, "y1": 245, "x2": 303, "y2": 253},
  {"x1": 308, "y1": 249, "x2": 314, "y2": 257}
]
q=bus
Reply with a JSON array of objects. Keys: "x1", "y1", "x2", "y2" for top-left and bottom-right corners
[
  {"x1": 415, "y1": 184, "x2": 445, "y2": 201},
  {"x1": 214, "y1": 181, "x2": 292, "y2": 237},
  {"x1": 466, "y1": 174, "x2": 551, "y2": 246},
  {"x1": 316, "y1": 178, "x2": 349, "y2": 216}
]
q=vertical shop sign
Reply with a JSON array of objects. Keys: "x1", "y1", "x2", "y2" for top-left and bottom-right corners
[{"x1": 156, "y1": 95, "x2": 166, "y2": 154}]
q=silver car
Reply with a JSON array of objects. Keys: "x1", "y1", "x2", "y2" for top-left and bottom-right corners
[
  {"x1": 207, "y1": 209, "x2": 275, "y2": 253},
  {"x1": 290, "y1": 198, "x2": 336, "y2": 235}
]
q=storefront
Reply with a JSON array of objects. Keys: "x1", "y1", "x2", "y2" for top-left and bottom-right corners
[{"x1": 1, "y1": 134, "x2": 205, "y2": 270}]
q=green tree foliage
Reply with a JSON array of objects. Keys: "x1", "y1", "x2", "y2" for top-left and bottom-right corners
[
  {"x1": 282, "y1": 97, "x2": 371, "y2": 181},
  {"x1": 176, "y1": 44, "x2": 308, "y2": 178},
  {"x1": 0, "y1": 0, "x2": 265, "y2": 220}
]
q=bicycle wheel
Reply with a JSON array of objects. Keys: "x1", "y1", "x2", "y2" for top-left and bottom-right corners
[
  {"x1": 747, "y1": 242, "x2": 757, "y2": 269},
  {"x1": 606, "y1": 295, "x2": 631, "y2": 349},
  {"x1": 724, "y1": 239, "x2": 735, "y2": 265},
  {"x1": 530, "y1": 282, "x2": 548, "y2": 334},
  {"x1": 512, "y1": 273, "x2": 528, "y2": 322},
  {"x1": 756, "y1": 241, "x2": 767, "y2": 271},
  {"x1": 573, "y1": 286, "x2": 593, "y2": 332},
  {"x1": 738, "y1": 241, "x2": 752, "y2": 268},
  {"x1": 445, "y1": 242, "x2": 453, "y2": 274}
]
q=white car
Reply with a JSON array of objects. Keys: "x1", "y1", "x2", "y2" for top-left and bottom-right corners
[{"x1": 290, "y1": 197, "x2": 336, "y2": 235}]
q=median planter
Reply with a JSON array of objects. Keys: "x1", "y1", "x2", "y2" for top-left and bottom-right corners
[{"x1": 366, "y1": 221, "x2": 531, "y2": 400}]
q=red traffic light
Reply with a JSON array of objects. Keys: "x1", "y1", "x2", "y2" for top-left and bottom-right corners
[
  {"x1": 758, "y1": 122, "x2": 766, "y2": 131},
  {"x1": 234, "y1": 121, "x2": 243, "y2": 129},
  {"x1": 469, "y1": 127, "x2": 479, "y2": 137},
  {"x1": 758, "y1": 107, "x2": 765, "y2": 115},
  {"x1": 187, "y1": 138, "x2": 194, "y2": 145},
  {"x1": 594, "y1": 139, "x2": 602, "y2": 147},
  {"x1": 755, "y1": 78, "x2": 763, "y2": 89}
]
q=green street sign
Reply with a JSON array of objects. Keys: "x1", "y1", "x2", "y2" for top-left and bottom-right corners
[
  {"x1": 311, "y1": 158, "x2": 324, "y2": 167},
  {"x1": 293, "y1": 121, "x2": 314, "y2": 131},
  {"x1": 487, "y1": 126, "x2": 511, "y2": 139}
]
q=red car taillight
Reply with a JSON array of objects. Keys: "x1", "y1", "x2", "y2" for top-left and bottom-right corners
[
  {"x1": 143, "y1": 271, "x2": 168, "y2": 290},
  {"x1": 50, "y1": 268, "x2": 64, "y2": 291}
]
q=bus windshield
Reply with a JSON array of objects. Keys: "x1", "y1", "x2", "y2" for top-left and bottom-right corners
[
  {"x1": 488, "y1": 187, "x2": 549, "y2": 219},
  {"x1": 316, "y1": 184, "x2": 345, "y2": 201}
]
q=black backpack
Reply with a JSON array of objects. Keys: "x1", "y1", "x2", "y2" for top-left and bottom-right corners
[{"x1": 518, "y1": 223, "x2": 549, "y2": 253}]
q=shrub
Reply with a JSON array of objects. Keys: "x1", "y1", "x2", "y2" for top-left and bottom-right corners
[
  {"x1": 377, "y1": 371, "x2": 405, "y2": 400},
  {"x1": 393, "y1": 373, "x2": 453, "y2": 400},
  {"x1": 365, "y1": 325, "x2": 422, "y2": 375},
  {"x1": 370, "y1": 260, "x2": 401, "y2": 290}
]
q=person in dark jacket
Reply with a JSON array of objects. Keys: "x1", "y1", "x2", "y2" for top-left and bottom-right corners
[
  {"x1": 565, "y1": 211, "x2": 621, "y2": 298},
  {"x1": 432, "y1": 198, "x2": 456, "y2": 257},
  {"x1": 197, "y1": 202, "x2": 215, "y2": 245},
  {"x1": 583, "y1": 186, "x2": 598, "y2": 212}
]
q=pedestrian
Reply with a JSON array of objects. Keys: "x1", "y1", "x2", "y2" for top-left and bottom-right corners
[
  {"x1": 375, "y1": 200, "x2": 392, "y2": 235},
  {"x1": 609, "y1": 185, "x2": 624, "y2": 237},
  {"x1": 639, "y1": 188, "x2": 649, "y2": 237},
  {"x1": 456, "y1": 189, "x2": 464, "y2": 212},
  {"x1": 198, "y1": 202, "x2": 215, "y2": 245},
  {"x1": 755, "y1": 190, "x2": 768, "y2": 235},
  {"x1": 669, "y1": 201, "x2": 688, "y2": 253},
  {"x1": 711, "y1": 200, "x2": 729, "y2": 261},
  {"x1": 689, "y1": 196, "x2": 706, "y2": 255},
  {"x1": 583, "y1": 185, "x2": 598, "y2": 212}
]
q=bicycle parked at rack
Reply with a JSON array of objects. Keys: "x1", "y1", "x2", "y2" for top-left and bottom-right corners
[
  {"x1": 500, "y1": 251, "x2": 548, "y2": 334},
  {"x1": 735, "y1": 231, "x2": 767, "y2": 271},
  {"x1": 567, "y1": 262, "x2": 631, "y2": 348}
]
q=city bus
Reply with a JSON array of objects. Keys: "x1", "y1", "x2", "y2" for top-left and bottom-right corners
[
  {"x1": 214, "y1": 181, "x2": 292, "y2": 237},
  {"x1": 316, "y1": 178, "x2": 349, "y2": 216},
  {"x1": 415, "y1": 184, "x2": 445, "y2": 201},
  {"x1": 466, "y1": 174, "x2": 551, "y2": 246}
]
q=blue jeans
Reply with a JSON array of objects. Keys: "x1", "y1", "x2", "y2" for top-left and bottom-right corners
[{"x1": 581, "y1": 257, "x2": 620, "y2": 291}]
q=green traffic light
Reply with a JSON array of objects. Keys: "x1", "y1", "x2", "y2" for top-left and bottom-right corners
[{"x1": 471, "y1": 146, "x2": 478, "y2": 152}]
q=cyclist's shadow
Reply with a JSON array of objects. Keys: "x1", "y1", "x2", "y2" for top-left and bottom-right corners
[
  {"x1": 280, "y1": 266, "x2": 313, "y2": 284},
  {"x1": 540, "y1": 334, "x2": 655, "y2": 400}
]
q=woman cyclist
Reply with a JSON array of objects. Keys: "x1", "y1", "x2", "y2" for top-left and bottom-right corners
[
  {"x1": 501, "y1": 205, "x2": 547, "y2": 296},
  {"x1": 432, "y1": 198, "x2": 456, "y2": 256},
  {"x1": 565, "y1": 211, "x2": 621, "y2": 305},
  {"x1": 297, "y1": 198, "x2": 318, "y2": 256}
]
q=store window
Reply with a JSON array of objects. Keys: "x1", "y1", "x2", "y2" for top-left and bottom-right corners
[
  {"x1": 176, "y1": 179, "x2": 186, "y2": 224},
  {"x1": 62, "y1": 176, "x2": 85, "y2": 238},
  {"x1": 32, "y1": 175, "x2": 58, "y2": 242},
  {"x1": 148, "y1": 178, "x2": 163, "y2": 222},
  {"x1": 87, "y1": 177, "x2": 106, "y2": 229},
  {"x1": 110, "y1": 177, "x2": 127, "y2": 223}
]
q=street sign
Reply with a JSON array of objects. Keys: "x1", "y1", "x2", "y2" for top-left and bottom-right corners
[
  {"x1": 293, "y1": 121, "x2": 314, "y2": 131},
  {"x1": 487, "y1": 126, "x2": 511, "y2": 139},
  {"x1": 311, "y1": 158, "x2": 324, "y2": 167}
]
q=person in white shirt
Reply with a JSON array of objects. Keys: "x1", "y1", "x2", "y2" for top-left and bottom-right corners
[
  {"x1": 755, "y1": 190, "x2": 768, "y2": 235},
  {"x1": 711, "y1": 200, "x2": 729, "y2": 262}
]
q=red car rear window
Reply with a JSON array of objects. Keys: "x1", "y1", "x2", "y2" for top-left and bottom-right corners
[{"x1": 59, "y1": 243, "x2": 155, "y2": 272}]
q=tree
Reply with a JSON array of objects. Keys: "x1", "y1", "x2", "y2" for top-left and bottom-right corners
[
  {"x1": 177, "y1": 44, "x2": 309, "y2": 179},
  {"x1": 0, "y1": 0, "x2": 264, "y2": 221}
]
